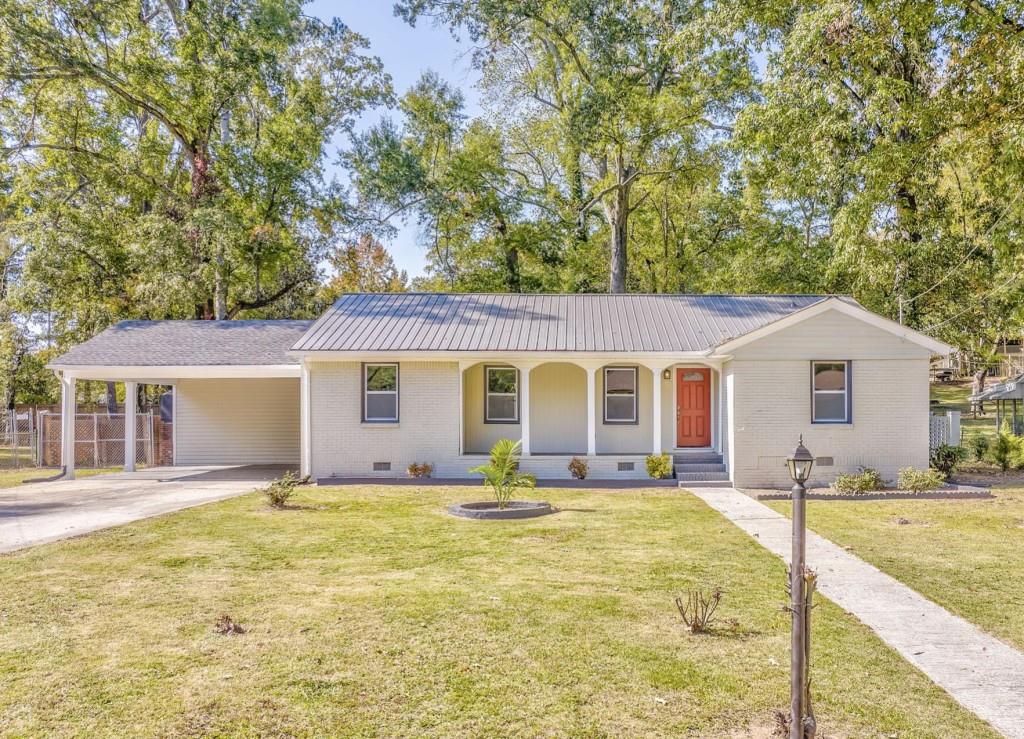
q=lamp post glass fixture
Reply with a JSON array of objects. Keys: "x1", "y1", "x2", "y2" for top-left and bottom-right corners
[{"x1": 787, "y1": 436, "x2": 814, "y2": 739}]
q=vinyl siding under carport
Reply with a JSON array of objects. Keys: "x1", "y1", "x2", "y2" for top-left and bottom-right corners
[{"x1": 174, "y1": 378, "x2": 300, "y2": 465}]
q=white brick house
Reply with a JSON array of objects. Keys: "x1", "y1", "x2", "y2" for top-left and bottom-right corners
[{"x1": 49, "y1": 293, "x2": 951, "y2": 487}]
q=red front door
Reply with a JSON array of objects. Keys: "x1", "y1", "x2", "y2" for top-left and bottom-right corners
[{"x1": 676, "y1": 368, "x2": 711, "y2": 447}]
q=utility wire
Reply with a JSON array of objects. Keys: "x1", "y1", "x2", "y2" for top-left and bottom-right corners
[
  {"x1": 905, "y1": 189, "x2": 1023, "y2": 306},
  {"x1": 921, "y1": 269, "x2": 1022, "y2": 333}
]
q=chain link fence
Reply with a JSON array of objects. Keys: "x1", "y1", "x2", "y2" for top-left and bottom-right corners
[
  {"x1": 37, "y1": 411, "x2": 156, "y2": 468},
  {"x1": 0, "y1": 410, "x2": 36, "y2": 468}
]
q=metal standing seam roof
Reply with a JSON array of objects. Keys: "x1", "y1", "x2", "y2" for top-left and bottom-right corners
[
  {"x1": 49, "y1": 320, "x2": 315, "y2": 367},
  {"x1": 291, "y1": 293, "x2": 835, "y2": 353}
]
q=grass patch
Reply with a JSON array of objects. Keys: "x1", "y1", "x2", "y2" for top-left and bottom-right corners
[
  {"x1": 0, "y1": 485, "x2": 995, "y2": 736},
  {"x1": 931, "y1": 380, "x2": 997, "y2": 440},
  {"x1": 767, "y1": 489, "x2": 1024, "y2": 653},
  {"x1": 0, "y1": 466, "x2": 117, "y2": 489}
]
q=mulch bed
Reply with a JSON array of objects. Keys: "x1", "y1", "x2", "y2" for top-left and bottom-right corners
[{"x1": 752, "y1": 486, "x2": 993, "y2": 501}]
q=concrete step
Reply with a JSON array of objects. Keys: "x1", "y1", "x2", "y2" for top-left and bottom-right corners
[
  {"x1": 675, "y1": 470, "x2": 731, "y2": 482},
  {"x1": 674, "y1": 463, "x2": 727, "y2": 473},
  {"x1": 672, "y1": 453, "x2": 723, "y2": 464},
  {"x1": 677, "y1": 480, "x2": 733, "y2": 488}
]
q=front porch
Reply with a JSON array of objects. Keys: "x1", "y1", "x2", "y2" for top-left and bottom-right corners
[{"x1": 455, "y1": 359, "x2": 728, "y2": 481}]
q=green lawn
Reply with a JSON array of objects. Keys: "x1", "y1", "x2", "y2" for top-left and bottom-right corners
[
  {"x1": 931, "y1": 380, "x2": 998, "y2": 441},
  {"x1": 0, "y1": 466, "x2": 117, "y2": 489},
  {"x1": 767, "y1": 490, "x2": 1024, "y2": 653},
  {"x1": 0, "y1": 485, "x2": 994, "y2": 737}
]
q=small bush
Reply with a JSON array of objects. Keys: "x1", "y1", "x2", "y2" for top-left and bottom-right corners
[
  {"x1": 897, "y1": 467, "x2": 947, "y2": 492},
  {"x1": 468, "y1": 439, "x2": 536, "y2": 509},
  {"x1": 967, "y1": 433, "x2": 990, "y2": 462},
  {"x1": 988, "y1": 420, "x2": 1023, "y2": 472},
  {"x1": 214, "y1": 614, "x2": 245, "y2": 635},
  {"x1": 929, "y1": 444, "x2": 966, "y2": 478},
  {"x1": 645, "y1": 453, "x2": 672, "y2": 480},
  {"x1": 407, "y1": 462, "x2": 433, "y2": 478},
  {"x1": 830, "y1": 467, "x2": 885, "y2": 494},
  {"x1": 264, "y1": 471, "x2": 300, "y2": 508},
  {"x1": 568, "y1": 456, "x2": 588, "y2": 480},
  {"x1": 675, "y1": 588, "x2": 723, "y2": 633}
]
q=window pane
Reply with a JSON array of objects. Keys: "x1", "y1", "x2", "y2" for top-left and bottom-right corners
[
  {"x1": 606, "y1": 395, "x2": 636, "y2": 421},
  {"x1": 366, "y1": 365, "x2": 397, "y2": 392},
  {"x1": 813, "y1": 363, "x2": 846, "y2": 391},
  {"x1": 814, "y1": 393, "x2": 846, "y2": 421},
  {"x1": 487, "y1": 394, "x2": 517, "y2": 421},
  {"x1": 487, "y1": 368, "x2": 517, "y2": 394},
  {"x1": 606, "y1": 368, "x2": 635, "y2": 395},
  {"x1": 366, "y1": 393, "x2": 397, "y2": 420}
]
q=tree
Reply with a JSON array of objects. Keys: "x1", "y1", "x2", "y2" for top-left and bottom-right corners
[
  {"x1": 347, "y1": 71, "x2": 564, "y2": 292},
  {"x1": 397, "y1": 0, "x2": 753, "y2": 292},
  {"x1": 0, "y1": 0, "x2": 390, "y2": 336},
  {"x1": 326, "y1": 234, "x2": 408, "y2": 294}
]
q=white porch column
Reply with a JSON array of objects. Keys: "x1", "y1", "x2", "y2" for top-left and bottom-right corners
[
  {"x1": 124, "y1": 381, "x2": 137, "y2": 472},
  {"x1": 458, "y1": 361, "x2": 473, "y2": 457},
  {"x1": 300, "y1": 361, "x2": 311, "y2": 478},
  {"x1": 644, "y1": 364, "x2": 669, "y2": 455},
  {"x1": 59, "y1": 373, "x2": 76, "y2": 480},
  {"x1": 512, "y1": 363, "x2": 539, "y2": 456},
  {"x1": 584, "y1": 363, "x2": 599, "y2": 457}
]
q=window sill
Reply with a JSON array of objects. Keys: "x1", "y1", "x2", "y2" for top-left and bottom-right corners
[{"x1": 361, "y1": 421, "x2": 400, "y2": 428}]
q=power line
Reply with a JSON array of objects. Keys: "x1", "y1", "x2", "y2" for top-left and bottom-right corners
[
  {"x1": 904, "y1": 189, "x2": 1023, "y2": 306},
  {"x1": 922, "y1": 269, "x2": 1022, "y2": 333}
]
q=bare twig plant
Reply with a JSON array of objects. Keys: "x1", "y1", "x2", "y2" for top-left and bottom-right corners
[{"x1": 674, "y1": 588, "x2": 723, "y2": 633}]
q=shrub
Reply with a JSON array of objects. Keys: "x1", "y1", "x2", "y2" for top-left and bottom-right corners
[
  {"x1": 468, "y1": 439, "x2": 536, "y2": 509},
  {"x1": 967, "y1": 433, "x2": 990, "y2": 462},
  {"x1": 830, "y1": 467, "x2": 885, "y2": 494},
  {"x1": 645, "y1": 453, "x2": 672, "y2": 480},
  {"x1": 407, "y1": 462, "x2": 433, "y2": 478},
  {"x1": 264, "y1": 471, "x2": 300, "y2": 508},
  {"x1": 897, "y1": 467, "x2": 947, "y2": 492},
  {"x1": 675, "y1": 588, "x2": 723, "y2": 634},
  {"x1": 929, "y1": 444, "x2": 966, "y2": 478},
  {"x1": 988, "y1": 420, "x2": 1023, "y2": 472},
  {"x1": 568, "y1": 456, "x2": 588, "y2": 480}
]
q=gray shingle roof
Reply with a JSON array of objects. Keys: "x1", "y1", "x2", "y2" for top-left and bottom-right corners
[
  {"x1": 50, "y1": 320, "x2": 314, "y2": 367},
  {"x1": 292, "y1": 293, "x2": 834, "y2": 353}
]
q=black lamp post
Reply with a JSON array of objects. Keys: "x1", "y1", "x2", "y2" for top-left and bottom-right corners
[{"x1": 787, "y1": 436, "x2": 814, "y2": 739}]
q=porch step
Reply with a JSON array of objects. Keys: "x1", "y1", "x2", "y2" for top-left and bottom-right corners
[
  {"x1": 675, "y1": 470, "x2": 731, "y2": 482},
  {"x1": 677, "y1": 479, "x2": 734, "y2": 489},
  {"x1": 672, "y1": 452, "x2": 723, "y2": 464},
  {"x1": 674, "y1": 462, "x2": 727, "y2": 474}
]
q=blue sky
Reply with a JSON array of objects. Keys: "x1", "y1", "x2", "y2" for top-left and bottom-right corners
[{"x1": 307, "y1": 1, "x2": 483, "y2": 279}]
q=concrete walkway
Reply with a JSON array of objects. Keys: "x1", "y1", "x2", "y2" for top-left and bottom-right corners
[
  {"x1": 689, "y1": 486, "x2": 1024, "y2": 739},
  {"x1": 0, "y1": 465, "x2": 289, "y2": 554}
]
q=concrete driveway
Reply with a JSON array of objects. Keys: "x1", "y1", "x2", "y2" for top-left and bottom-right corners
[{"x1": 0, "y1": 465, "x2": 290, "y2": 554}]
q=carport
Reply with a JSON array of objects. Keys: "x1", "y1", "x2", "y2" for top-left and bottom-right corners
[{"x1": 47, "y1": 320, "x2": 312, "y2": 479}]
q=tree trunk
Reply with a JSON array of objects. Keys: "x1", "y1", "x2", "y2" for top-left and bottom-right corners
[
  {"x1": 972, "y1": 368, "x2": 987, "y2": 416},
  {"x1": 604, "y1": 183, "x2": 630, "y2": 293},
  {"x1": 105, "y1": 382, "x2": 118, "y2": 415}
]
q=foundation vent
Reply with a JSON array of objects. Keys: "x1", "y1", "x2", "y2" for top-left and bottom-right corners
[
  {"x1": 373, "y1": 462, "x2": 391, "y2": 472},
  {"x1": 617, "y1": 462, "x2": 635, "y2": 472}
]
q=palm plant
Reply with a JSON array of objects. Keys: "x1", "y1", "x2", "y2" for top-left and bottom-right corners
[{"x1": 469, "y1": 439, "x2": 536, "y2": 509}]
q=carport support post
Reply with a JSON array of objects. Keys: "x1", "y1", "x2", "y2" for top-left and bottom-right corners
[
  {"x1": 124, "y1": 381, "x2": 137, "y2": 472},
  {"x1": 60, "y1": 373, "x2": 76, "y2": 480}
]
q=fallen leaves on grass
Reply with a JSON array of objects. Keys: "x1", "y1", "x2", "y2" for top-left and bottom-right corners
[{"x1": 214, "y1": 614, "x2": 245, "y2": 635}]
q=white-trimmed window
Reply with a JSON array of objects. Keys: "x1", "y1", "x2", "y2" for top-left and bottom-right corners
[
  {"x1": 485, "y1": 366, "x2": 519, "y2": 423},
  {"x1": 604, "y1": 366, "x2": 638, "y2": 423},
  {"x1": 811, "y1": 361, "x2": 850, "y2": 423},
  {"x1": 363, "y1": 363, "x2": 399, "y2": 422}
]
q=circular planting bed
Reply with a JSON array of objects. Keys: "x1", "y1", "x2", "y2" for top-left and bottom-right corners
[{"x1": 448, "y1": 500, "x2": 554, "y2": 520}]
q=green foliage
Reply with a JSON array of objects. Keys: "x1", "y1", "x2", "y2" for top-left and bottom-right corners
[
  {"x1": 929, "y1": 444, "x2": 967, "y2": 478},
  {"x1": 967, "y1": 434, "x2": 991, "y2": 462},
  {"x1": 469, "y1": 439, "x2": 536, "y2": 509},
  {"x1": 897, "y1": 468, "x2": 947, "y2": 493},
  {"x1": 831, "y1": 468, "x2": 886, "y2": 495},
  {"x1": 264, "y1": 471, "x2": 301, "y2": 509},
  {"x1": 988, "y1": 420, "x2": 1023, "y2": 472},
  {"x1": 645, "y1": 454, "x2": 672, "y2": 480},
  {"x1": 568, "y1": 457, "x2": 588, "y2": 480}
]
